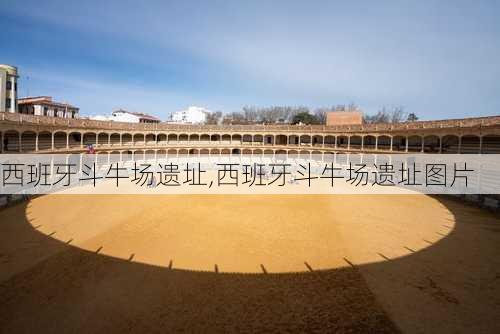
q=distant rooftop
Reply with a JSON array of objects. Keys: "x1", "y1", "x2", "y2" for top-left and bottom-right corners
[
  {"x1": 18, "y1": 96, "x2": 78, "y2": 110},
  {"x1": 113, "y1": 109, "x2": 161, "y2": 122}
]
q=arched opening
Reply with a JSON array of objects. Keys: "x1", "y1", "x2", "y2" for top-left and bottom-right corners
[
  {"x1": 232, "y1": 148, "x2": 241, "y2": 155},
  {"x1": 299, "y1": 135, "x2": 311, "y2": 146},
  {"x1": 157, "y1": 149, "x2": 167, "y2": 158},
  {"x1": 288, "y1": 135, "x2": 299, "y2": 146},
  {"x1": 221, "y1": 149, "x2": 231, "y2": 155},
  {"x1": 275, "y1": 135, "x2": 287, "y2": 145},
  {"x1": 133, "y1": 133, "x2": 144, "y2": 146},
  {"x1": 299, "y1": 150, "x2": 311, "y2": 159},
  {"x1": 349, "y1": 136, "x2": 362, "y2": 149},
  {"x1": 288, "y1": 150, "x2": 298, "y2": 159},
  {"x1": 178, "y1": 134, "x2": 189, "y2": 143},
  {"x1": 441, "y1": 135, "x2": 459, "y2": 153},
  {"x1": 200, "y1": 134, "x2": 210, "y2": 143},
  {"x1": 110, "y1": 151, "x2": 121, "y2": 164},
  {"x1": 122, "y1": 134, "x2": 132, "y2": 146},
  {"x1": 253, "y1": 149, "x2": 263, "y2": 156},
  {"x1": 312, "y1": 135, "x2": 323, "y2": 146},
  {"x1": 167, "y1": 134, "x2": 178, "y2": 143},
  {"x1": 264, "y1": 149, "x2": 274, "y2": 156},
  {"x1": 324, "y1": 136, "x2": 335, "y2": 147},
  {"x1": 423, "y1": 135, "x2": 440, "y2": 153},
  {"x1": 54, "y1": 131, "x2": 67, "y2": 149},
  {"x1": 145, "y1": 150, "x2": 155, "y2": 159},
  {"x1": 275, "y1": 149, "x2": 287, "y2": 160},
  {"x1": 189, "y1": 134, "x2": 200, "y2": 142},
  {"x1": 311, "y1": 151, "x2": 322, "y2": 161},
  {"x1": 231, "y1": 134, "x2": 242, "y2": 144},
  {"x1": 242, "y1": 134, "x2": 252, "y2": 144},
  {"x1": 38, "y1": 131, "x2": 52, "y2": 150},
  {"x1": 253, "y1": 134, "x2": 263, "y2": 144},
  {"x1": 221, "y1": 134, "x2": 231, "y2": 143},
  {"x1": 96, "y1": 152, "x2": 108, "y2": 165},
  {"x1": 122, "y1": 151, "x2": 133, "y2": 162},
  {"x1": 392, "y1": 136, "x2": 406, "y2": 151},
  {"x1": 134, "y1": 150, "x2": 145, "y2": 161},
  {"x1": 98, "y1": 133, "x2": 109, "y2": 146},
  {"x1": 363, "y1": 135, "x2": 376, "y2": 150},
  {"x1": 178, "y1": 149, "x2": 188, "y2": 157},
  {"x1": 460, "y1": 135, "x2": 480, "y2": 154},
  {"x1": 3, "y1": 130, "x2": 20, "y2": 152},
  {"x1": 264, "y1": 135, "x2": 274, "y2": 145},
  {"x1": 377, "y1": 136, "x2": 391, "y2": 150},
  {"x1": 210, "y1": 149, "x2": 220, "y2": 155},
  {"x1": 189, "y1": 149, "x2": 199, "y2": 156},
  {"x1": 200, "y1": 148, "x2": 210, "y2": 155},
  {"x1": 157, "y1": 134, "x2": 167, "y2": 145},
  {"x1": 167, "y1": 149, "x2": 178, "y2": 157},
  {"x1": 21, "y1": 131, "x2": 37, "y2": 152},
  {"x1": 242, "y1": 149, "x2": 252, "y2": 155},
  {"x1": 481, "y1": 135, "x2": 500, "y2": 154},
  {"x1": 407, "y1": 135, "x2": 423, "y2": 152},
  {"x1": 110, "y1": 133, "x2": 121, "y2": 146},
  {"x1": 210, "y1": 134, "x2": 220, "y2": 142},
  {"x1": 337, "y1": 135, "x2": 348, "y2": 148},
  {"x1": 145, "y1": 133, "x2": 156, "y2": 145}
]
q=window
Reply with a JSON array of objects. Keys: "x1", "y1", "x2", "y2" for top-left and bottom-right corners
[
  {"x1": 43, "y1": 107, "x2": 48, "y2": 116},
  {"x1": 6, "y1": 98, "x2": 11, "y2": 109},
  {"x1": 6, "y1": 81, "x2": 12, "y2": 90}
]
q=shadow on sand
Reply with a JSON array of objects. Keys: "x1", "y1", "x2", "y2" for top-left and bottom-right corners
[{"x1": 0, "y1": 196, "x2": 499, "y2": 333}]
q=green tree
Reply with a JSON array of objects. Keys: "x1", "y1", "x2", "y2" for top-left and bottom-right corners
[
  {"x1": 407, "y1": 113, "x2": 419, "y2": 122},
  {"x1": 292, "y1": 112, "x2": 319, "y2": 125}
]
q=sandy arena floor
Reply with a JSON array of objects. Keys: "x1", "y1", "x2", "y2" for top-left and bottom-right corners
[{"x1": 0, "y1": 194, "x2": 499, "y2": 333}]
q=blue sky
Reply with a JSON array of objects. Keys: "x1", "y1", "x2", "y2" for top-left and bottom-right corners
[{"x1": 0, "y1": 0, "x2": 499, "y2": 120}]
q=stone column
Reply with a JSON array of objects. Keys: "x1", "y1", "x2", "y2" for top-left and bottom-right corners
[
  {"x1": 51, "y1": 132, "x2": 55, "y2": 151},
  {"x1": 35, "y1": 133, "x2": 39, "y2": 152},
  {"x1": 375, "y1": 136, "x2": 378, "y2": 151},
  {"x1": 66, "y1": 133, "x2": 69, "y2": 149},
  {"x1": 405, "y1": 137, "x2": 409, "y2": 152},
  {"x1": 390, "y1": 136, "x2": 393, "y2": 151},
  {"x1": 18, "y1": 132, "x2": 22, "y2": 152}
]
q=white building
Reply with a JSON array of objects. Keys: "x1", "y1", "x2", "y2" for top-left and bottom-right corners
[
  {"x1": 90, "y1": 109, "x2": 160, "y2": 123},
  {"x1": 171, "y1": 106, "x2": 209, "y2": 124},
  {"x1": 18, "y1": 96, "x2": 79, "y2": 118},
  {"x1": 0, "y1": 64, "x2": 18, "y2": 113}
]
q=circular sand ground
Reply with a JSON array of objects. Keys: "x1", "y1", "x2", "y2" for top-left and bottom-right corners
[{"x1": 23, "y1": 194, "x2": 455, "y2": 273}]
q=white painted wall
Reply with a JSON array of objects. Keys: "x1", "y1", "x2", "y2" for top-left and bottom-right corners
[
  {"x1": 90, "y1": 111, "x2": 141, "y2": 123},
  {"x1": 171, "y1": 106, "x2": 209, "y2": 124},
  {"x1": 0, "y1": 65, "x2": 18, "y2": 113}
]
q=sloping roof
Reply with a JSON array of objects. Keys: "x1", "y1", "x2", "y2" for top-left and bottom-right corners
[
  {"x1": 18, "y1": 96, "x2": 79, "y2": 110},
  {"x1": 113, "y1": 109, "x2": 161, "y2": 121}
]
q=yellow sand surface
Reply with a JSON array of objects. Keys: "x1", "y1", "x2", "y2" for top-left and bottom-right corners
[{"x1": 0, "y1": 194, "x2": 499, "y2": 333}]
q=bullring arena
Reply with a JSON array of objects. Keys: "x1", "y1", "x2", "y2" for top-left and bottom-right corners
[{"x1": 1, "y1": 112, "x2": 500, "y2": 333}]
